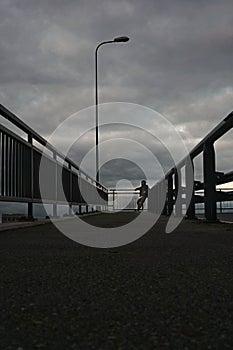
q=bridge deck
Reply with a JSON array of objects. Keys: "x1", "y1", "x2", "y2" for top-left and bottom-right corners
[{"x1": 1, "y1": 213, "x2": 233, "y2": 349}]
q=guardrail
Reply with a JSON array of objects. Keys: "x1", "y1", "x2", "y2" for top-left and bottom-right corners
[
  {"x1": 108, "y1": 189, "x2": 148, "y2": 211},
  {"x1": 149, "y1": 110, "x2": 233, "y2": 221},
  {"x1": 0, "y1": 104, "x2": 108, "y2": 218}
]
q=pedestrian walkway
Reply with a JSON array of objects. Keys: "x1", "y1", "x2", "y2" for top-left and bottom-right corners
[{"x1": 1, "y1": 213, "x2": 233, "y2": 349}]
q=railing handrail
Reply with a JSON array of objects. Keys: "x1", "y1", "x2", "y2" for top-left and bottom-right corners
[
  {"x1": 165, "y1": 110, "x2": 233, "y2": 178},
  {"x1": 109, "y1": 188, "x2": 139, "y2": 191}
]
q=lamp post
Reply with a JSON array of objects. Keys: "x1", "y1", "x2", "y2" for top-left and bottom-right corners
[{"x1": 95, "y1": 36, "x2": 130, "y2": 183}]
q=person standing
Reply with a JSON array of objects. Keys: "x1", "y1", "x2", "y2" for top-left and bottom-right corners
[{"x1": 135, "y1": 180, "x2": 149, "y2": 211}]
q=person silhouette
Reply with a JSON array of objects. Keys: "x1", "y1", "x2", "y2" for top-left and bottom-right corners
[{"x1": 135, "y1": 180, "x2": 149, "y2": 211}]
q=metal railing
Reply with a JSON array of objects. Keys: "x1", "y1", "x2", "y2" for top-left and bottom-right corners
[
  {"x1": 0, "y1": 104, "x2": 108, "y2": 217},
  {"x1": 194, "y1": 188, "x2": 233, "y2": 214},
  {"x1": 108, "y1": 189, "x2": 148, "y2": 211},
  {"x1": 149, "y1": 110, "x2": 233, "y2": 221}
]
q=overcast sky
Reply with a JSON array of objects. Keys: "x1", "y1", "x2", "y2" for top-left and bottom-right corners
[{"x1": 1, "y1": 0, "x2": 233, "y2": 188}]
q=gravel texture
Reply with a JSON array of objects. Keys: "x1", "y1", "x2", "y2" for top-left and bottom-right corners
[{"x1": 0, "y1": 212, "x2": 233, "y2": 350}]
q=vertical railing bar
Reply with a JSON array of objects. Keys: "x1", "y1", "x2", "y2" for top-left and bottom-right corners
[
  {"x1": 20, "y1": 143, "x2": 23, "y2": 197},
  {"x1": 26, "y1": 145, "x2": 30, "y2": 197},
  {"x1": 29, "y1": 135, "x2": 34, "y2": 203},
  {"x1": 11, "y1": 137, "x2": 14, "y2": 197},
  {"x1": 23, "y1": 144, "x2": 27, "y2": 197},
  {"x1": 9, "y1": 137, "x2": 12, "y2": 197},
  {"x1": 25, "y1": 144, "x2": 28, "y2": 197},
  {"x1": 16, "y1": 141, "x2": 19, "y2": 198},
  {"x1": 26, "y1": 144, "x2": 30, "y2": 197},
  {"x1": 5, "y1": 135, "x2": 9, "y2": 196},
  {"x1": 3, "y1": 133, "x2": 5, "y2": 197},
  {"x1": 0, "y1": 132, "x2": 2, "y2": 196},
  {"x1": 19, "y1": 143, "x2": 22, "y2": 198},
  {"x1": 53, "y1": 151, "x2": 57, "y2": 217},
  {"x1": 69, "y1": 163, "x2": 72, "y2": 215},
  {"x1": 27, "y1": 135, "x2": 33, "y2": 217},
  {"x1": 13, "y1": 138, "x2": 16, "y2": 197},
  {"x1": 21, "y1": 143, "x2": 24, "y2": 198},
  {"x1": 17, "y1": 141, "x2": 19, "y2": 197}
]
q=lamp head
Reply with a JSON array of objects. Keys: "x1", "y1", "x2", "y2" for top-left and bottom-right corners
[{"x1": 113, "y1": 36, "x2": 130, "y2": 42}]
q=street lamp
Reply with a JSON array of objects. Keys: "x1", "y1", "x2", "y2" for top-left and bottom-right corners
[{"x1": 95, "y1": 36, "x2": 130, "y2": 183}]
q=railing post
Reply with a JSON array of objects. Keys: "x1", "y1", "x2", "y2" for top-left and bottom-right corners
[
  {"x1": 174, "y1": 167, "x2": 182, "y2": 216},
  {"x1": 1, "y1": 133, "x2": 5, "y2": 196},
  {"x1": 112, "y1": 190, "x2": 115, "y2": 211},
  {"x1": 203, "y1": 142, "x2": 217, "y2": 221},
  {"x1": 167, "y1": 174, "x2": 173, "y2": 215},
  {"x1": 28, "y1": 134, "x2": 33, "y2": 219},
  {"x1": 219, "y1": 189, "x2": 222, "y2": 213},
  {"x1": 79, "y1": 204, "x2": 82, "y2": 215},
  {"x1": 185, "y1": 159, "x2": 196, "y2": 219},
  {"x1": 53, "y1": 151, "x2": 57, "y2": 217},
  {"x1": 69, "y1": 163, "x2": 72, "y2": 216}
]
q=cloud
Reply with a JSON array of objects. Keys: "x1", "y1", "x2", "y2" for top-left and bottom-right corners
[{"x1": 0, "y1": 0, "x2": 233, "y2": 187}]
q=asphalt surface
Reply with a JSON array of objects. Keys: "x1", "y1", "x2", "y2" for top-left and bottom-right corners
[{"x1": 1, "y1": 212, "x2": 233, "y2": 350}]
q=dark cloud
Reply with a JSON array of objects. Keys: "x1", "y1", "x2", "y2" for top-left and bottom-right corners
[
  {"x1": 100, "y1": 159, "x2": 146, "y2": 188},
  {"x1": 0, "y1": 0, "x2": 233, "y2": 187}
]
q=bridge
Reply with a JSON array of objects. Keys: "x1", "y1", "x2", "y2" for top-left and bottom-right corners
[
  {"x1": 1, "y1": 104, "x2": 233, "y2": 221},
  {"x1": 1, "y1": 104, "x2": 233, "y2": 349}
]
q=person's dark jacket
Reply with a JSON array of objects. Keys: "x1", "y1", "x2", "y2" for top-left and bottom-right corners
[{"x1": 136, "y1": 184, "x2": 148, "y2": 198}]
